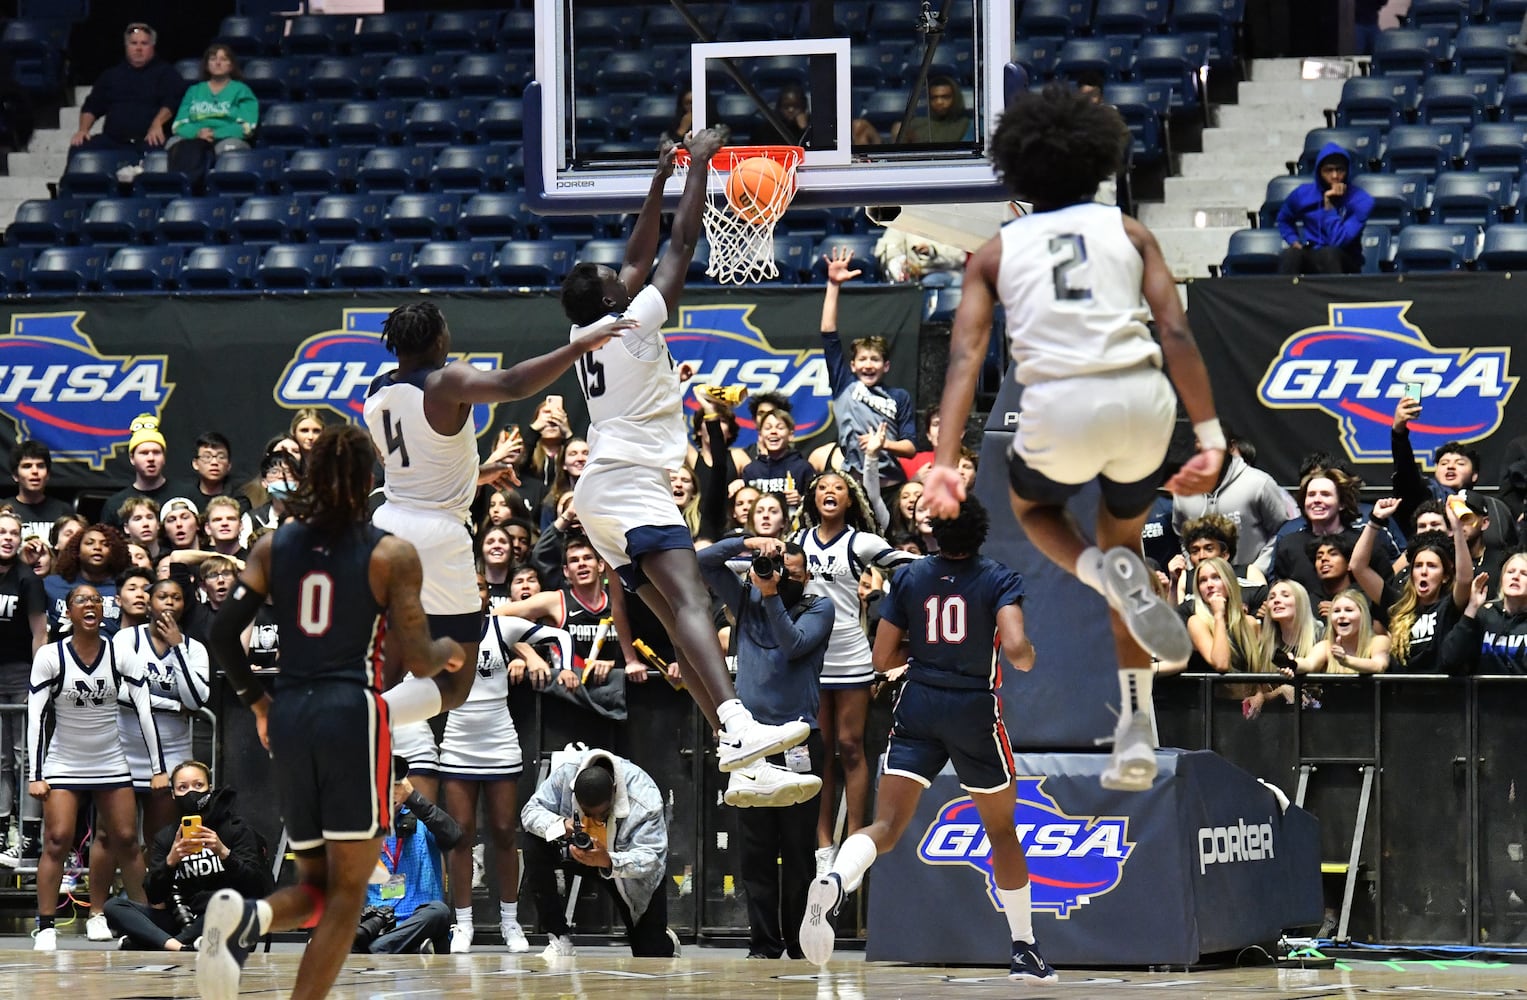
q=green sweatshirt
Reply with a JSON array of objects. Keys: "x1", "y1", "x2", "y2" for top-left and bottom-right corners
[{"x1": 171, "y1": 79, "x2": 259, "y2": 142}]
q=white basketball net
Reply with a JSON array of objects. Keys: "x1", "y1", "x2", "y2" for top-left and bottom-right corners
[{"x1": 675, "y1": 147, "x2": 802, "y2": 286}]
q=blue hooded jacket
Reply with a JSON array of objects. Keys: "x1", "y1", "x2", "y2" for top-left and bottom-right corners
[{"x1": 1276, "y1": 143, "x2": 1374, "y2": 251}]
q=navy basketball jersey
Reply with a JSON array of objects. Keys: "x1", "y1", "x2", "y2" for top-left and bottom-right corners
[
  {"x1": 879, "y1": 555, "x2": 1025, "y2": 690},
  {"x1": 270, "y1": 521, "x2": 389, "y2": 691}
]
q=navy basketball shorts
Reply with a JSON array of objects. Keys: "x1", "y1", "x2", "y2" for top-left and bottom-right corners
[
  {"x1": 268, "y1": 681, "x2": 393, "y2": 851},
  {"x1": 882, "y1": 681, "x2": 1016, "y2": 794}
]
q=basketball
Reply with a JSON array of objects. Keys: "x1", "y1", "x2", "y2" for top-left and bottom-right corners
[{"x1": 725, "y1": 156, "x2": 789, "y2": 225}]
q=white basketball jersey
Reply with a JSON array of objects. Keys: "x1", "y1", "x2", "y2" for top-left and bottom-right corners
[
  {"x1": 363, "y1": 367, "x2": 479, "y2": 520},
  {"x1": 573, "y1": 285, "x2": 688, "y2": 471},
  {"x1": 997, "y1": 202, "x2": 1161, "y2": 384}
]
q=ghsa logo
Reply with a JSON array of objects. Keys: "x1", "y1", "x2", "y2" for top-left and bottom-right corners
[
  {"x1": 665, "y1": 304, "x2": 831, "y2": 448},
  {"x1": 1258, "y1": 302, "x2": 1516, "y2": 466},
  {"x1": 273, "y1": 309, "x2": 502, "y2": 436},
  {"x1": 0, "y1": 312, "x2": 173, "y2": 470},
  {"x1": 917, "y1": 778, "x2": 1134, "y2": 917}
]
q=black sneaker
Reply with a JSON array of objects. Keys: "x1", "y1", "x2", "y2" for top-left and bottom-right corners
[
  {"x1": 1010, "y1": 938, "x2": 1059, "y2": 984},
  {"x1": 198, "y1": 889, "x2": 261, "y2": 1000}
]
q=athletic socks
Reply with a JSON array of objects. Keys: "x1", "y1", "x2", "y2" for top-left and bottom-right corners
[
  {"x1": 1119, "y1": 668, "x2": 1154, "y2": 717},
  {"x1": 455, "y1": 907, "x2": 474, "y2": 934},
  {"x1": 995, "y1": 883, "x2": 1035, "y2": 944},
  {"x1": 717, "y1": 698, "x2": 753, "y2": 734},
  {"x1": 255, "y1": 899, "x2": 274, "y2": 936},
  {"x1": 1075, "y1": 546, "x2": 1107, "y2": 596},
  {"x1": 831, "y1": 833, "x2": 879, "y2": 894},
  {"x1": 499, "y1": 901, "x2": 517, "y2": 924},
  {"x1": 383, "y1": 675, "x2": 443, "y2": 727}
]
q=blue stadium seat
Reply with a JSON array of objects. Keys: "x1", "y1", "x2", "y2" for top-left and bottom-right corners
[
  {"x1": 477, "y1": 99, "x2": 525, "y2": 143},
  {"x1": 206, "y1": 149, "x2": 286, "y2": 197},
  {"x1": 257, "y1": 102, "x2": 331, "y2": 149},
  {"x1": 383, "y1": 193, "x2": 462, "y2": 241},
  {"x1": 870, "y1": 1, "x2": 925, "y2": 33},
  {"x1": 0, "y1": 19, "x2": 69, "y2": 60},
  {"x1": 1372, "y1": 26, "x2": 1454, "y2": 77},
  {"x1": 1335, "y1": 76, "x2": 1416, "y2": 130},
  {"x1": 404, "y1": 99, "x2": 482, "y2": 146},
  {"x1": 1258, "y1": 175, "x2": 1308, "y2": 229},
  {"x1": 157, "y1": 197, "x2": 237, "y2": 246},
  {"x1": 131, "y1": 149, "x2": 192, "y2": 198},
  {"x1": 1477, "y1": 223, "x2": 1527, "y2": 269},
  {"x1": 358, "y1": 147, "x2": 432, "y2": 194},
  {"x1": 28, "y1": 246, "x2": 107, "y2": 293},
  {"x1": 305, "y1": 57, "x2": 379, "y2": 101},
  {"x1": 1429, "y1": 171, "x2": 1513, "y2": 225},
  {"x1": 1297, "y1": 127, "x2": 1382, "y2": 174},
  {"x1": 1131, "y1": 35, "x2": 1203, "y2": 111},
  {"x1": 332, "y1": 100, "x2": 406, "y2": 147},
  {"x1": 575, "y1": 238, "x2": 630, "y2": 269},
  {"x1": 771, "y1": 233, "x2": 816, "y2": 283},
  {"x1": 1452, "y1": 24, "x2": 1513, "y2": 75},
  {"x1": 1393, "y1": 224, "x2": 1477, "y2": 271},
  {"x1": 281, "y1": 16, "x2": 354, "y2": 57},
  {"x1": 1054, "y1": 38, "x2": 1122, "y2": 83},
  {"x1": 1219, "y1": 229, "x2": 1285, "y2": 276},
  {"x1": 716, "y1": 8, "x2": 779, "y2": 41},
  {"x1": 747, "y1": 56, "x2": 807, "y2": 93},
  {"x1": 353, "y1": 12, "x2": 428, "y2": 55},
  {"x1": 1382, "y1": 124, "x2": 1465, "y2": 176},
  {"x1": 426, "y1": 11, "x2": 502, "y2": 54},
  {"x1": 308, "y1": 194, "x2": 388, "y2": 243},
  {"x1": 1359, "y1": 224, "x2": 1393, "y2": 274},
  {"x1": 377, "y1": 56, "x2": 451, "y2": 100},
  {"x1": 1012, "y1": 37, "x2": 1064, "y2": 81},
  {"x1": 1407, "y1": 0, "x2": 1472, "y2": 29},
  {"x1": 0, "y1": 248, "x2": 32, "y2": 294},
  {"x1": 810, "y1": 235, "x2": 881, "y2": 282},
  {"x1": 59, "y1": 150, "x2": 131, "y2": 199},
  {"x1": 410, "y1": 240, "x2": 493, "y2": 287},
  {"x1": 1490, "y1": 0, "x2": 1527, "y2": 24},
  {"x1": 1353, "y1": 173, "x2": 1425, "y2": 229},
  {"x1": 641, "y1": 4, "x2": 714, "y2": 43},
  {"x1": 216, "y1": 16, "x2": 283, "y2": 58},
  {"x1": 7, "y1": 198, "x2": 85, "y2": 248},
  {"x1": 1016, "y1": 0, "x2": 1089, "y2": 38},
  {"x1": 258, "y1": 244, "x2": 336, "y2": 289},
  {"x1": 283, "y1": 147, "x2": 362, "y2": 196},
  {"x1": 1109, "y1": 82, "x2": 1168, "y2": 165},
  {"x1": 81, "y1": 197, "x2": 161, "y2": 247},
  {"x1": 180, "y1": 245, "x2": 259, "y2": 289},
  {"x1": 451, "y1": 53, "x2": 523, "y2": 99},
  {"x1": 1500, "y1": 74, "x2": 1527, "y2": 122},
  {"x1": 631, "y1": 96, "x2": 679, "y2": 139},
  {"x1": 104, "y1": 246, "x2": 183, "y2": 291},
  {"x1": 233, "y1": 196, "x2": 312, "y2": 246},
  {"x1": 1094, "y1": 0, "x2": 1170, "y2": 36},
  {"x1": 1171, "y1": 0, "x2": 1240, "y2": 62},
  {"x1": 1417, "y1": 74, "x2": 1497, "y2": 126},
  {"x1": 493, "y1": 239, "x2": 577, "y2": 285},
  {"x1": 573, "y1": 6, "x2": 647, "y2": 47},
  {"x1": 497, "y1": 10, "x2": 538, "y2": 48},
  {"x1": 431, "y1": 146, "x2": 511, "y2": 193},
  {"x1": 573, "y1": 96, "x2": 636, "y2": 144},
  {"x1": 239, "y1": 57, "x2": 293, "y2": 102},
  {"x1": 1465, "y1": 122, "x2": 1527, "y2": 174},
  {"x1": 173, "y1": 59, "x2": 202, "y2": 87},
  {"x1": 333, "y1": 242, "x2": 413, "y2": 288}
]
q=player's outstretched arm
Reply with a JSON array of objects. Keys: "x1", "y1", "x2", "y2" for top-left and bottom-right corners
[
  {"x1": 996, "y1": 604, "x2": 1036, "y2": 672},
  {"x1": 923, "y1": 236, "x2": 1000, "y2": 519},
  {"x1": 377, "y1": 535, "x2": 464, "y2": 683},
  {"x1": 650, "y1": 128, "x2": 724, "y2": 312},
  {"x1": 435, "y1": 323, "x2": 630, "y2": 406},
  {"x1": 619, "y1": 143, "x2": 679, "y2": 295}
]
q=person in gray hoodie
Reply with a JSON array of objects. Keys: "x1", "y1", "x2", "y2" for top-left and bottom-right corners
[
  {"x1": 520, "y1": 746, "x2": 674, "y2": 958},
  {"x1": 1171, "y1": 432, "x2": 1298, "y2": 576}
]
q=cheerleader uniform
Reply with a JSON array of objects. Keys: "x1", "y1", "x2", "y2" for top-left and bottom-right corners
[
  {"x1": 795, "y1": 524, "x2": 918, "y2": 688},
  {"x1": 112, "y1": 624, "x2": 210, "y2": 791},
  {"x1": 28, "y1": 638, "x2": 165, "y2": 790}
]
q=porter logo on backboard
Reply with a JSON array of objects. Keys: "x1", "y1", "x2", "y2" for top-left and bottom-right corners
[
  {"x1": 274, "y1": 309, "x2": 501, "y2": 435},
  {"x1": 916, "y1": 778, "x2": 1134, "y2": 917},
  {"x1": 664, "y1": 304, "x2": 832, "y2": 448},
  {"x1": 0, "y1": 312, "x2": 173, "y2": 470},
  {"x1": 1257, "y1": 302, "x2": 1515, "y2": 467}
]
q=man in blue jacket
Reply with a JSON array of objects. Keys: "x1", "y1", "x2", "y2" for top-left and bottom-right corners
[{"x1": 1276, "y1": 143, "x2": 1374, "y2": 275}]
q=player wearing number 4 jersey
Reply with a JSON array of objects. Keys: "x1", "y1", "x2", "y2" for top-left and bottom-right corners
[
  {"x1": 361, "y1": 299, "x2": 627, "y2": 732},
  {"x1": 558, "y1": 129, "x2": 814, "y2": 803},
  {"x1": 922, "y1": 84, "x2": 1226, "y2": 794}
]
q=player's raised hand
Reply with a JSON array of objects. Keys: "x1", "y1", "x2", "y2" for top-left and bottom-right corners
[
  {"x1": 687, "y1": 127, "x2": 725, "y2": 162},
  {"x1": 572, "y1": 317, "x2": 637, "y2": 353},
  {"x1": 825, "y1": 246, "x2": 862, "y2": 285},
  {"x1": 657, "y1": 140, "x2": 679, "y2": 178},
  {"x1": 1393, "y1": 395, "x2": 1421, "y2": 430},
  {"x1": 922, "y1": 464, "x2": 965, "y2": 518},
  {"x1": 1163, "y1": 447, "x2": 1224, "y2": 497}
]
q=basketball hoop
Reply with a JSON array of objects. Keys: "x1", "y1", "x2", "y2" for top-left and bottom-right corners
[{"x1": 673, "y1": 145, "x2": 804, "y2": 285}]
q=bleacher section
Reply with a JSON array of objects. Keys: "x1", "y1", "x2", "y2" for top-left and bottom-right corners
[{"x1": 1223, "y1": 1, "x2": 1527, "y2": 275}]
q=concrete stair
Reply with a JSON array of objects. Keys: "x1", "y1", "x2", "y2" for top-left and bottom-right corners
[
  {"x1": 0, "y1": 89, "x2": 87, "y2": 234},
  {"x1": 1151, "y1": 58, "x2": 1352, "y2": 279}
]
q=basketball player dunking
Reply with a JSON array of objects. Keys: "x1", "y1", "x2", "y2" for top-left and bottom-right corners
[
  {"x1": 556, "y1": 129, "x2": 816, "y2": 801},
  {"x1": 921, "y1": 85, "x2": 1225, "y2": 792}
]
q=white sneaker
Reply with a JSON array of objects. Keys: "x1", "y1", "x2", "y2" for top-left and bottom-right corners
[
  {"x1": 1100, "y1": 709, "x2": 1158, "y2": 792},
  {"x1": 449, "y1": 924, "x2": 473, "y2": 954},
  {"x1": 85, "y1": 913, "x2": 113, "y2": 941},
  {"x1": 665, "y1": 926, "x2": 682, "y2": 958},
  {"x1": 59, "y1": 871, "x2": 77, "y2": 895},
  {"x1": 814, "y1": 846, "x2": 836, "y2": 879},
  {"x1": 33, "y1": 927, "x2": 56, "y2": 951},
  {"x1": 501, "y1": 920, "x2": 528, "y2": 953},
  {"x1": 723, "y1": 760, "x2": 822, "y2": 807},
  {"x1": 0, "y1": 837, "x2": 36, "y2": 867},
  {"x1": 1098, "y1": 547, "x2": 1192, "y2": 667},
  {"x1": 540, "y1": 933, "x2": 575, "y2": 960},
  {"x1": 717, "y1": 718, "x2": 810, "y2": 772},
  {"x1": 800, "y1": 873, "x2": 844, "y2": 967}
]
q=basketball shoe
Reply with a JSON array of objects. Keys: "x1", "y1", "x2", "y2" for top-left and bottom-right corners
[
  {"x1": 1101, "y1": 708, "x2": 1158, "y2": 792},
  {"x1": 1099, "y1": 547, "x2": 1191, "y2": 668},
  {"x1": 198, "y1": 889, "x2": 262, "y2": 1000},
  {"x1": 723, "y1": 760, "x2": 821, "y2": 807},
  {"x1": 800, "y1": 872, "x2": 844, "y2": 967},
  {"x1": 718, "y1": 718, "x2": 810, "y2": 772},
  {"x1": 1010, "y1": 939, "x2": 1059, "y2": 984}
]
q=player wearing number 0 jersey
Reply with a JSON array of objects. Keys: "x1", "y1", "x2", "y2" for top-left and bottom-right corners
[
  {"x1": 558, "y1": 130, "x2": 814, "y2": 803},
  {"x1": 922, "y1": 84, "x2": 1227, "y2": 795}
]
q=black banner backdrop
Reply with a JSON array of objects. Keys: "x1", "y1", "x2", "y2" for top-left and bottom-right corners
[
  {"x1": 1187, "y1": 274, "x2": 1524, "y2": 488},
  {"x1": 0, "y1": 287, "x2": 921, "y2": 491}
]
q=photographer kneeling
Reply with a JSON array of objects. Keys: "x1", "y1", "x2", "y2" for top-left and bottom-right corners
[
  {"x1": 105, "y1": 760, "x2": 272, "y2": 951},
  {"x1": 354, "y1": 758, "x2": 461, "y2": 955},
  {"x1": 521, "y1": 747, "x2": 676, "y2": 959}
]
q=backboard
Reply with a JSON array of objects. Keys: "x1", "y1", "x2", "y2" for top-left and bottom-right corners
[{"x1": 526, "y1": 0, "x2": 1016, "y2": 214}]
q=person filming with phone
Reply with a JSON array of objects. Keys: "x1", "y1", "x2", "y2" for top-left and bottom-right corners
[{"x1": 105, "y1": 760, "x2": 272, "y2": 951}]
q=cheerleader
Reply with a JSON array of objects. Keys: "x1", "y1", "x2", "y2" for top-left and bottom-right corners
[{"x1": 28, "y1": 584, "x2": 166, "y2": 950}]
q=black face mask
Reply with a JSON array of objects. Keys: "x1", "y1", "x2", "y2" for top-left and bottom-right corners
[
  {"x1": 778, "y1": 578, "x2": 806, "y2": 608},
  {"x1": 176, "y1": 790, "x2": 211, "y2": 816}
]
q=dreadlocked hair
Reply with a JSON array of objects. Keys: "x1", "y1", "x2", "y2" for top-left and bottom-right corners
[
  {"x1": 989, "y1": 83, "x2": 1128, "y2": 208},
  {"x1": 380, "y1": 301, "x2": 446, "y2": 357},
  {"x1": 799, "y1": 471, "x2": 875, "y2": 531},
  {"x1": 287, "y1": 425, "x2": 376, "y2": 534}
]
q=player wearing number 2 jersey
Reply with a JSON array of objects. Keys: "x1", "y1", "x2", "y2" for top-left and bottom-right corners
[
  {"x1": 557, "y1": 130, "x2": 815, "y2": 805},
  {"x1": 921, "y1": 84, "x2": 1226, "y2": 794},
  {"x1": 360, "y1": 299, "x2": 624, "y2": 731}
]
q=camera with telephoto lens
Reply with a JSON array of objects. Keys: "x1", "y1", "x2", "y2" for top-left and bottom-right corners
[
  {"x1": 352, "y1": 905, "x2": 397, "y2": 953},
  {"x1": 752, "y1": 554, "x2": 778, "y2": 579},
  {"x1": 558, "y1": 817, "x2": 595, "y2": 862}
]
